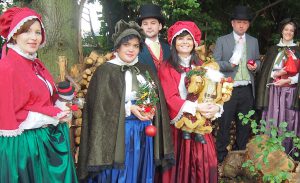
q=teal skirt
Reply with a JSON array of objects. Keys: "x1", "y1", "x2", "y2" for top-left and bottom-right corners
[{"x1": 0, "y1": 123, "x2": 78, "y2": 183}]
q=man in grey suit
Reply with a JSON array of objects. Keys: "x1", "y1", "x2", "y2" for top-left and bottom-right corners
[{"x1": 213, "y1": 5, "x2": 261, "y2": 163}]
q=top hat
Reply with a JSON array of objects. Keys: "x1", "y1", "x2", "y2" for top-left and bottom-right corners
[
  {"x1": 0, "y1": 7, "x2": 46, "y2": 46},
  {"x1": 137, "y1": 4, "x2": 165, "y2": 26},
  {"x1": 231, "y1": 5, "x2": 253, "y2": 21},
  {"x1": 57, "y1": 81, "x2": 75, "y2": 96}
]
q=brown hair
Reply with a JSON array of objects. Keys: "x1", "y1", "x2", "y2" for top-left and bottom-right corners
[
  {"x1": 279, "y1": 18, "x2": 298, "y2": 37},
  {"x1": 9, "y1": 18, "x2": 41, "y2": 43}
]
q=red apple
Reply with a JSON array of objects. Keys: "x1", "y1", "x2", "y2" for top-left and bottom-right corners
[
  {"x1": 247, "y1": 59, "x2": 255, "y2": 66},
  {"x1": 226, "y1": 77, "x2": 233, "y2": 83},
  {"x1": 145, "y1": 124, "x2": 157, "y2": 137}
]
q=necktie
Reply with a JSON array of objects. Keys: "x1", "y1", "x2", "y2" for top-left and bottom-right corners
[
  {"x1": 149, "y1": 42, "x2": 160, "y2": 59},
  {"x1": 238, "y1": 36, "x2": 243, "y2": 44}
]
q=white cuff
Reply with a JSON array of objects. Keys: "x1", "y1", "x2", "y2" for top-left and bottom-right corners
[
  {"x1": 19, "y1": 111, "x2": 59, "y2": 130},
  {"x1": 182, "y1": 100, "x2": 198, "y2": 116},
  {"x1": 212, "y1": 104, "x2": 224, "y2": 120},
  {"x1": 125, "y1": 101, "x2": 132, "y2": 117},
  {"x1": 170, "y1": 100, "x2": 197, "y2": 124},
  {"x1": 289, "y1": 73, "x2": 299, "y2": 84},
  {"x1": 270, "y1": 70, "x2": 277, "y2": 79}
]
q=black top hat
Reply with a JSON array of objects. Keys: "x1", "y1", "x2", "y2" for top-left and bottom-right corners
[
  {"x1": 137, "y1": 4, "x2": 165, "y2": 26},
  {"x1": 231, "y1": 5, "x2": 253, "y2": 21},
  {"x1": 57, "y1": 81, "x2": 75, "y2": 96}
]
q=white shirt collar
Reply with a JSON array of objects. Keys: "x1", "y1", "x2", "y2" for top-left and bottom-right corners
[
  {"x1": 7, "y1": 43, "x2": 37, "y2": 61},
  {"x1": 277, "y1": 38, "x2": 297, "y2": 47},
  {"x1": 233, "y1": 31, "x2": 245, "y2": 41},
  {"x1": 108, "y1": 52, "x2": 138, "y2": 66},
  {"x1": 179, "y1": 55, "x2": 192, "y2": 67},
  {"x1": 145, "y1": 37, "x2": 159, "y2": 46}
]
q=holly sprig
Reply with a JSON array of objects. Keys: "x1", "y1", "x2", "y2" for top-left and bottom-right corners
[{"x1": 135, "y1": 71, "x2": 159, "y2": 107}]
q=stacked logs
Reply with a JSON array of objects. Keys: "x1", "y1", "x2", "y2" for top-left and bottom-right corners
[{"x1": 72, "y1": 50, "x2": 113, "y2": 163}]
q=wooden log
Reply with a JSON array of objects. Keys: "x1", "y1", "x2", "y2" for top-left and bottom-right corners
[
  {"x1": 87, "y1": 76, "x2": 92, "y2": 82},
  {"x1": 75, "y1": 118, "x2": 82, "y2": 126},
  {"x1": 85, "y1": 68, "x2": 92, "y2": 75},
  {"x1": 80, "y1": 79, "x2": 88, "y2": 88},
  {"x1": 104, "y1": 52, "x2": 113, "y2": 60},
  {"x1": 97, "y1": 56, "x2": 106, "y2": 65},
  {"x1": 76, "y1": 92, "x2": 84, "y2": 98},
  {"x1": 75, "y1": 127, "x2": 81, "y2": 137},
  {"x1": 75, "y1": 137, "x2": 81, "y2": 145},
  {"x1": 89, "y1": 50, "x2": 100, "y2": 61},
  {"x1": 85, "y1": 57, "x2": 94, "y2": 65},
  {"x1": 70, "y1": 64, "x2": 81, "y2": 78},
  {"x1": 246, "y1": 135, "x2": 295, "y2": 175},
  {"x1": 73, "y1": 109, "x2": 82, "y2": 119},
  {"x1": 82, "y1": 74, "x2": 88, "y2": 79}
]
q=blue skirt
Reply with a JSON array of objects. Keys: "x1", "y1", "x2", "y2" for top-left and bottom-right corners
[{"x1": 88, "y1": 115, "x2": 154, "y2": 183}]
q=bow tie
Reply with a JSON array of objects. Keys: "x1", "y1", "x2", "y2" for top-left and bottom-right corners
[
  {"x1": 179, "y1": 65, "x2": 191, "y2": 72},
  {"x1": 121, "y1": 65, "x2": 140, "y2": 74},
  {"x1": 121, "y1": 65, "x2": 140, "y2": 92}
]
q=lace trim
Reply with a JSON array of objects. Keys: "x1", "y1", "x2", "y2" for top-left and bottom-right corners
[
  {"x1": 7, "y1": 43, "x2": 37, "y2": 60},
  {"x1": 109, "y1": 53, "x2": 138, "y2": 66},
  {"x1": 277, "y1": 38, "x2": 297, "y2": 47},
  {"x1": 7, "y1": 16, "x2": 46, "y2": 48},
  {"x1": 170, "y1": 28, "x2": 198, "y2": 47},
  {"x1": 170, "y1": 104, "x2": 186, "y2": 124},
  {"x1": 0, "y1": 128, "x2": 24, "y2": 137}
]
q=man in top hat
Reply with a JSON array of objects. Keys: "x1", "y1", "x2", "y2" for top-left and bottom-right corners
[
  {"x1": 137, "y1": 4, "x2": 170, "y2": 73},
  {"x1": 213, "y1": 5, "x2": 261, "y2": 163}
]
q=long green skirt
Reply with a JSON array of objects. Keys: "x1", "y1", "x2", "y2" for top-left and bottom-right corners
[{"x1": 0, "y1": 123, "x2": 78, "y2": 183}]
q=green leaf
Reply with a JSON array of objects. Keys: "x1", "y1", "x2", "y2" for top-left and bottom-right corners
[
  {"x1": 256, "y1": 164, "x2": 262, "y2": 170},
  {"x1": 246, "y1": 110, "x2": 255, "y2": 116},
  {"x1": 249, "y1": 165, "x2": 255, "y2": 172},
  {"x1": 242, "y1": 163, "x2": 248, "y2": 168},
  {"x1": 271, "y1": 129, "x2": 277, "y2": 137},
  {"x1": 260, "y1": 119, "x2": 267, "y2": 126},
  {"x1": 260, "y1": 126, "x2": 266, "y2": 133},
  {"x1": 253, "y1": 129, "x2": 258, "y2": 134},
  {"x1": 288, "y1": 162, "x2": 292, "y2": 168},
  {"x1": 251, "y1": 122, "x2": 257, "y2": 129},
  {"x1": 238, "y1": 113, "x2": 244, "y2": 120},
  {"x1": 279, "y1": 122, "x2": 288, "y2": 129},
  {"x1": 242, "y1": 118, "x2": 249, "y2": 125}
]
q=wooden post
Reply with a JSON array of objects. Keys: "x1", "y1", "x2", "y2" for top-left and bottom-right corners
[{"x1": 57, "y1": 56, "x2": 67, "y2": 81}]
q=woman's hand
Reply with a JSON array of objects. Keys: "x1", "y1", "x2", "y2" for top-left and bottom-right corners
[
  {"x1": 197, "y1": 103, "x2": 220, "y2": 119},
  {"x1": 56, "y1": 110, "x2": 71, "y2": 122},
  {"x1": 274, "y1": 78, "x2": 291, "y2": 86},
  {"x1": 130, "y1": 105, "x2": 153, "y2": 121},
  {"x1": 273, "y1": 68, "x2": 287, "y2": 78}
]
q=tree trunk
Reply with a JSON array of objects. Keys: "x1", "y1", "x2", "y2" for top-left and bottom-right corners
[{"x1": 29, "y1": 0, "x2": 80, "y2": 81}]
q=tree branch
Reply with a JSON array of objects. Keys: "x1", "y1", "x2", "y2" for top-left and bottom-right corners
[
  {"x1": 84, "y1": 7, "x2": 101, "y2": 49},
  {"x1": 251, "y1": 0, "x2": 284, "y2": 24}
]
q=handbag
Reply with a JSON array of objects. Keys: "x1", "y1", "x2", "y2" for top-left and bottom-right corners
[{"x1": 284, "y1": 52, "x2": 299, "y2": 75}]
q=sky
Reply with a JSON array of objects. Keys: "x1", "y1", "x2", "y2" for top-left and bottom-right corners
[{"x1": 81, "y1": 1, "x2": 102, "y2": 36}]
